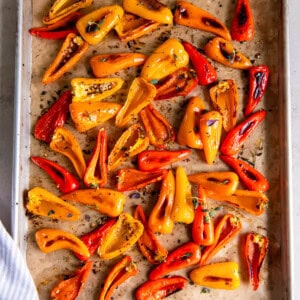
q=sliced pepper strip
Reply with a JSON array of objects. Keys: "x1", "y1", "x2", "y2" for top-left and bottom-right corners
[
  {"x1": 69, "y1": 101, "x2": 122, "y2": 132},
  {"x1": 34, "y1": 89, "x2": 72, "y2": 143},
  {"x1": 51, "y1": 261, "x2": 92, "y2": 300},
  {"x1": 98, "y1": 213, "x2": 144, "y2": 260},
  {"x1": 182, "y1": 41, "x2": 217, "y2": 86},
  {"x1": 220, "y1": 154, "x2": 270, "y2": 192},
  {"x1": 209, "y1": 79, "x2": 238, "y2": 132},
  {"x1": 148, "y1": 170, "x2": 175, "y2": 234},
  {"x1": 245, "y1": 232, "x2": 269, "y2": 290},
  {"x1": 115, "y1": 77, "x2": 156, "y2": 127},
  {"x1": 136, "y1": 276, "x2": 188, "y2": 300},
  {"x1": 116, "y1": 168, "x2": 168, "y2": 192},
  {"x1": 61, "y1": 188, "x2": 126, "y2": 218},
  {"x1": 190, "y1": 261, "x2": 240, "y2": 290},
  {"x1": 174, "y1": 0, "x2": 231, "y2": 41},
  {"x1": 134, "y1": 205, "x2": 168, "y2": 264},
  {"x1": 26, "y1": 187, "x2": 80, "y2": 221},
  {"x1": 31, "y1": 156, "x2": 80, "y2": 194},
  {"x1": 200, "y1": 214, "x2": 242, "y2": 266},
  {"x1": 192, "y1": 186, "x2": 214, "y2": 246},
  {"x1": 177, "y1": 96, "x2": 206, "y2": 149},
  {"x1": 50, "y1": 126, "x2": 86, "y2": 179},
  {"x1": 220, "y1": 110, "x2": 266, "y2": 156},
  {"x1": 35, "y1": 228, "x2": 90, "y2": 258},
  {"x1": 231, "y1": 0, "x2": 255, "y2": 42},
  {"x1": 83, "y1": 128, "x2": 108, "y2": 188},
  {"x1": 204, "y1": 37, "x2": 252, "y2": 69},
  {"x1": 42, "y1": 33, "x2": 88, "y2": 84},
  {"x1": 138, "y1": 149, "x2": 191, "y2": 172},
  {"x1": 76, "y1": 5, "x2": 124, "y2": 45},
  {"x1": 108, "y1": 123, "x2": 149, "y2": 171},
  {"x1": 244, "y1": 65, "x2": 270, "y2": 116},
  {"x1": 139, "y1": 104, "x2": 175, "y2": 148},
  {"x1": 71, "y1": 77, "x2": 124, "y2": 102},
  {"x1": 99, "y1": 256, "x2": 138, "y2": 300},
  {"x1": 149, "y1": 242, "x2": 201, "y2": 280}
]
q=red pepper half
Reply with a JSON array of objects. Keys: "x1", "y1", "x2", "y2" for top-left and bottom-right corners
[
  {"x1": 220, "y1": 154, "x2": 270, "y2": 192},
  {"x1": 149, "y1": 242, "x2": 201, "y2": 280},
  {"x1": 182, "y1": 41, "x2": 217, "y2": 85},
  {"x1": 136, "y1": 276, "x2": 188, "y2": 300},
  {"x1": 220, "y1": 110, "x2": 266, "y2": 156},
  {"x1": 74, "y1": 218, "x2": 116, "y2": 261},
  {"x1": 34, "y1": 90, "x2": 72, "y2": 143},
  {"x1": 31, "y1": 156, "x2": 80, "y2": 194},
  {"x1": 244, "y1": 65, "x2": 270, "y2": 116},
  {"x1": 83, "y1": 128, "x2": 107, "y2": 188},
  {"x1": 137, "y1": 149, "x2": 191, "y2": 172},
  {"x1": 245, "y1": 232, "x2": 269, "y2": 290}
]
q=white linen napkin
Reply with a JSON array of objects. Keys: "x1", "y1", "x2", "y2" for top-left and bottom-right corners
[{"x1": 0, "y1": 221, "x2": 38, "y2": 300}]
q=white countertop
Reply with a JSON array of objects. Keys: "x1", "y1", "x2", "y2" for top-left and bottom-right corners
[{"x1": 0, "y1": 0, "x2": 299, "y2": 298}]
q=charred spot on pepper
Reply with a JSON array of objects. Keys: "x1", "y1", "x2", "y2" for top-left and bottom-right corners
[
  {"x1": 138, "y1": 0, "x2": 167, "y2": 11},
  {"x1": 237, "y1": 2, "x2": 248, "y2": 27},
  {"x1": 177, "y1": 5, "x2": 188, "y2": 18},
  {"x1": 202, "y1": 17, "x2": 224, "y2": 29},
  {"x1": 86, "y1": 19, "x2": 104, "y2": 33}
]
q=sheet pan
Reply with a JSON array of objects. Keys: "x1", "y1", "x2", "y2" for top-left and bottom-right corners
[{"x1": 13, "y1": 0, "x2": 293, "y2": 299}]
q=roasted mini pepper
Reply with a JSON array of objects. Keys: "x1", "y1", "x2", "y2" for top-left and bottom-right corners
[
  {"x1": 220, "y1": 154, "x2": 270, "y2": 192},
  {"x1": 51, "y1": 261, "x2": 92, "y2": 300},
  {"x1": 98, "y1": 213, "x2": 144, "y2": 260},
  {"x1": 107, "y1": 123, "x2": 149, "y2": 171},
  {"x1": 190, "y1": 261, "x2": 240, "y2": 290},
  {"x1": 90, "y1": 52, "x2": 147, "y2": 78},
  {"x1": 244, "y1": 65, "x2": 270, "y2": 116},
  {"x1": 50, "y1": 126, "x2": 86, "y2": 179},
  {"x1": 76, "y1": 5, "x2": 124, "y2": 45},
  {"x1": 174, "y1": 1, "x2": 231, "y2": 41},
  {"x1": 42, "y1": 33, "x2": 88, "y2": 84},
  {"x1": 116, "y1": 168, "x2": 168, "y2": 192},
  {"x1": 43, "y1": 0, "x2": 93, "y2": 25},
  {"x1": 71, "y1": 77, "x2": 124, "y2": 102},
  {"x1": 231, "y1": 0, "x2": 255, "y2": 41},
  {"x1": 134, "y1": 205, "x2": 168, "y2": 264},
  {"x1": 177, "y1": 96, "x2": 206, "y2": 149},
  {"x1": 182, "y1": 41, "x2": 217, "y2": 86},
  {"x1": 171, "y1": 166, "x2": 194, "y2": 224},
  {"x1": 141, "y1": 38, "x2": 189, "y2": 82},
  {"x1": 199, "y1": 110, "x2": 223, "y2": 164},
  {"x1": 220, "y1": 110, "x2": 266, "y2": 156},
  {"x1": 31, "y1": 157, "x2": 80, "y2": 194},
  {"x1": 204, "y1": 37, "x2": 252, "y2": 69},
  {"x1": 154, "y1": 67, "x2": 198, "y2": 100},
  {"x1": 139, "y1": 104, "x2": 175, "y2": 148},
  {"x1": 123, "y1": 0, "x2": 173, "y2": 25},
  {"x1": 245, "y1": 232, "x2": 269, "y2": 290},
  {"x1": 99, "y1": 256, "x2": 138, "y2": 300},
  {"x1": 137, "y1": 149, "x2": 191, "y2": 171},
  {"x1": 26, "y1": 187, "x2": 80, "y2": 220},
  {"x1": 200, "y1": 214, "x2": 242, "y2": 266},
  {"x1": 114, "y1": 13, "x2": 160, "y2": 42},
  {"x1": 136, "y1": 276, "x2": 188, "y2": 300},
  {"x1": 34, "y1": 89, "x2": 72, "y2": 143},
  {"x1": 35, "y1": 228, "x2": 90, "y2": 258},
  {"x1": 209, "y1": 79, "x2": 238, "y2": 132},
  {"x1": 192, "y1": 186, "x2": 214, "y2": 246},
  {"x1": 83, "y1": 128, "x2": 108, "y2": 188},
  {"x1": 69, "y1": 101, "x2": 122, "y2": 132},
  {"x1": 61, "y1": 188, "x2": 126, "y2": 218},
  {"x1": 148, "y1": 170, "x2": 175, "y2": 234},
  {"x1": 149, "y1": 242, "x2": 201, "y2": 280},
  {"x1": 115, "y1": 77, "x2": 156, "y2": 127}
]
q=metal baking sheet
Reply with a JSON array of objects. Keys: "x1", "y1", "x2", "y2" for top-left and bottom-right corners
[{"x1": 13, "y1": 0, "x2": 293, "y2": 299}]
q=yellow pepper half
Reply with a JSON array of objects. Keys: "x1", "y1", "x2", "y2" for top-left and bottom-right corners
[
  {"x1": 76, "y1": 5, "x2": 124, "y2": 45},
  {"x1": 98, "y1": 213, "x2": 144, "y2": 260},
  {"x1": 141, "y1": 38, "x2": 189, "y2": 82}
]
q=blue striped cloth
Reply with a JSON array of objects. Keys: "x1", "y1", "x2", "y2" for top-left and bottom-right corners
[{"x1": 0, "y1": 221, "x2": 38, "y2": 300}]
